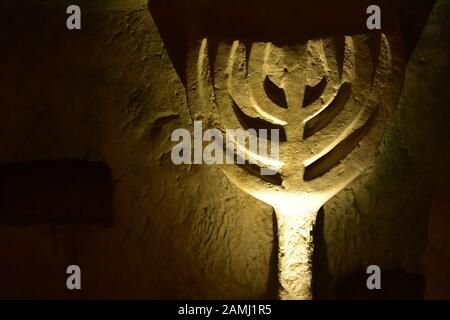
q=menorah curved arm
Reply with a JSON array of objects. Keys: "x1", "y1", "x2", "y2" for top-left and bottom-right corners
[
  {"x1": 302, "y1": 34, "x2": 395, "y2": 191},
  {"x1": 300, "y1": 37, "x2": 355, "y2": 121},
  {"x1": 228, "y1": 41, "x2": 288, "y2": 126}
]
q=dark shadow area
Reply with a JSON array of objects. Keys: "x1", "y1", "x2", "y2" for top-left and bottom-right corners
[
  {"x1": 312, "y1": 207, "x2": 333, "y2": 299},
  {"x1": 0, "y1": 160, "x2": 113, "y2": 225},
  {"x1": 265, "y1": 209, "x2": 281, "y2": 299},
  {"x1": 423, "y1": 183, "x2": 450, "y2": 299},
  {"x1": 335, "y1": 269, "x2": 425, "y2": 299},
  {"x1": 149, "y1": 0, "x2": 436, "y2": 86},
  {"x1": 264, "y1": 76, "x2": 288, "y2": 109},
  {"x1": 303, "y1": 77, "x2": 328, "y2": 108},
  {"x1": 392, "y1": 0, "x2": 438, "y2": 59}
]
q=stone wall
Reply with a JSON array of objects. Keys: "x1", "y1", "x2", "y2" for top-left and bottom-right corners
[{"x1": 0, "y1": 0, "x2": 448, "y2": 299}]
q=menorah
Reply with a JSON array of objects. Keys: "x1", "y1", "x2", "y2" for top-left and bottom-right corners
[
  {"x1": 149, "y1": 0, "x2": 435, "y2": 300},
  {"x1": 192, "y1": 33, "x2": 404, "y2": 299}
]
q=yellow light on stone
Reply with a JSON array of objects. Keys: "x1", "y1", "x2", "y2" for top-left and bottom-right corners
[{"x1": 190, "y1": 29, "x2": 404, "y2": 299}]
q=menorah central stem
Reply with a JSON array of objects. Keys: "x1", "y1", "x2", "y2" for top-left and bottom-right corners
[{"x1": 275, "y1": 208, "x2": 317, "y2": 300}]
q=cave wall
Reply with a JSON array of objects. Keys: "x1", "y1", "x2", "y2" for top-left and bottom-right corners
[
  {"x1": 0, "y1": 1, "x2": 275, "y2": 299},
  {"x1": 319, "y1": 0, "x2": 450, "y2": 298},
  {"x1": 0, "y1": 0, "x2": 448, "y2": 299}
]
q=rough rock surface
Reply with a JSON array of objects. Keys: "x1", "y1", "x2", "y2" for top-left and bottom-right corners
[
  {"x1": 0, "y1": 0, "x2": 448, "y2": 299},
  {"x1": 318, "y1": 0, "x2": 450, "y2": 298},
  {"x1": 0, "y1": 3, "x2": 275, "y2": 299}
]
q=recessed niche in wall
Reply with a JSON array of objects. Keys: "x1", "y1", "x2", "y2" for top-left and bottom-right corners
[{"x1": 0, "y1": 160, "x2": 113, "y2": 224}]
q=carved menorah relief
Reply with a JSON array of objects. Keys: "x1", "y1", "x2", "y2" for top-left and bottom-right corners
[{"x1": 192, "y1": 32, "x2": 404, "y2": 299}]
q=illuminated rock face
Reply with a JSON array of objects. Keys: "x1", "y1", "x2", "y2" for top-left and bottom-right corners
[
  {"x1": 149, "y1": 0, "x2": 441, "y2": 298},
  {"x1": 0, "y1": 0, "x2": 442, "y2": 299},
  {"x1": 192, "y1": 35, "x2": 404, "y2": 299},
  {"x1": 196, "y1": 35, "x2": 403, "y2": 211},
  {"x1": 164, "y1": 0, "x2": 406, "y2": 299}
]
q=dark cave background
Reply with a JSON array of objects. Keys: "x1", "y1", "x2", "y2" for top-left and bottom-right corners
[{"x1": 0, "y1": 0, "x2": 449, "y2": 299}]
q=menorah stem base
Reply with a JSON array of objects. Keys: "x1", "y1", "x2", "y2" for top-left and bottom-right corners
[{"x1": 275, "y1": 208, "x2": 317, "y2": 300}]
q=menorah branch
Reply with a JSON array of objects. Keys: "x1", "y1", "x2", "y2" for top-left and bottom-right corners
[{"x1": 275, "y1": 208, "x2": 317, "y2": 300}]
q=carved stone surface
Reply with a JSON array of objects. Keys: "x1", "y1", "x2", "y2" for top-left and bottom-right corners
[
  {"x1": 0, "y1": 0, "x2": 443, "y2": 299},
  {"x1": 151, "y1": 0, "x2": 412, "y2": 299},
  {"x1": 193, "y1": 31, "x2": 404, "y2": 298}
]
